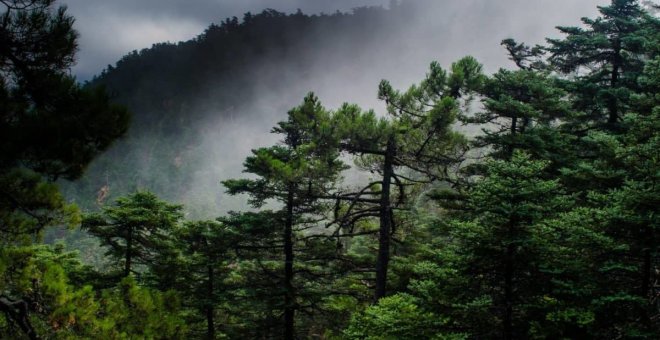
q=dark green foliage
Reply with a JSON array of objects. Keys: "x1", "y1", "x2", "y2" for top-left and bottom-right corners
[
  {"x1": 2, "y1": 0, "x2": 659, "y2": 339},
  {"x1": 329, "y1": 57, "x2": 477, "y2": 301},
  {"x1": 345, "y1": 293, "x2": 464, "y2": 339},
  {"x1": 351, "y1": 2, "x2": 658, "y2": 339},
  {"x1": 0, "y1": 0, "x2": 129, "y2": 243},
  {"x1": 547, "y1": 0, "x2": 650, "y2": 127},
  {"x1": 222, "y1": 94, "x2": 346, "y2": 339},
  {"x1": 0, "y1": 1, "x2": 131, "y2": 338},
  {"x1": 0, "y1": 239, "x2": 188, "y2": 339},
  {"x1": 216, "y1": 210, "x2": 292, "y2": 337},
  {"x1": 0, "y1": 168, "x2": 80, "y2": 244},
  {"x1": 441, "y1": 152, "x2": 574, "y2": 338},
  {"x1": 575, "y1": 56, "x2": 660, "y2": 338},
  {"x1": 82, "y1": 191, "x2": 183, "y2": 280},
  {"x1": 469, "y1": 68, "x2": 572, "y2": 162},
  {"x1": 100, "y1": 276, "x2": 188, "y2": 339},
  {"x1": 542, "y1": 2, "x2": 660, "y2": 336},
  {"x1": 173, "y1": 220, "x2": 234, "y2": 339},
  {"x1": 0, "y1": 0, "x2": 129, "y2": 181}
]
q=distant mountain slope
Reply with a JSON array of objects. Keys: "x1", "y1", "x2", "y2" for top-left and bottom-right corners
[
  {"x1": 62, "y1": 6, "x2": 413, "y2": 216},
  {"x1": 61, "y1": 1, "x2": 604, "y2": 216}
]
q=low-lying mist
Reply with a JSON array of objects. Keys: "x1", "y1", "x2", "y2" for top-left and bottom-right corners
[{"x1": 64, "y1": 0, "x2": 608, "y2": 218}]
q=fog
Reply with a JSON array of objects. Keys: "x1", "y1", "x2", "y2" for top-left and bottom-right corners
[{"x1": 62, "y1": 0, "x2": 610, "y2": 217}]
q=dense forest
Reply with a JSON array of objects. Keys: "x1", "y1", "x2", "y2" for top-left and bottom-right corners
[{"x1": 1, "y1": 0, "x2": 659, "y2": 339}]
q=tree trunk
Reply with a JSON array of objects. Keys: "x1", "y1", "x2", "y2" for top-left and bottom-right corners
[
  {"x1": 284, "y1": 186, "x2": 295, "y2": 340},
  {"x1": 374, "y1": 137, "x2": 395, "y2": 301},
  {"x1": 207, "y1": 263, "x2": 215, "y2": 340}
]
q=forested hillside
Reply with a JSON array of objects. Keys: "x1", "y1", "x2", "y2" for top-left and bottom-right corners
[
  {"x1": 62, "y1": 5, "x2": 416, "y2": 215},
  {"x1": 2, "y1": 0, "x2": 659, "y2": 339},
  {"x1": 61, "y1": 0, "x2": 589, "y2": 216}
]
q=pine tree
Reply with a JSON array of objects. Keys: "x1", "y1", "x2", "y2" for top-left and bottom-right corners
[
  {"x1": 174, "y1": 220, "x2": 234, "y2": 339},
  {"x1": 468, "y1": 67, "x2": 571, "y2": 164},
  {"x1": 578, "y1": 55, "x2": 660, "y2": 337},
  {"x1": 216, "y1": 210, "x2": 288, "y2": 337},
  {"x1": 0, "y1": 0, "x2": 129, "y2": 182},
  {"x1": 427, "y1": 2, "x2": 660, "y2": 337},
  {"x1": 223, "y1": 93, "x2": 345, "y2": 339},
  {"x1": 82, "y1": 192, "x2": 183, "y2": 280},
  {"x1": 0, "y1": 1, "x2": 129, "y2": 337},
  {"x1": 331, "y1": 57, "x2": 479, "y2": 301},
  {"x1": 0, "y1": 0, "x2": 129, "y2": 244},
  {"x1": 442, "y1": 152, "x2": 573, "y2": 339},
  {"x1": 547, "y1": 0, "x2": 649, "y2": 128},
  {"x1": 544, "y1": 3, "x2": 659, "y2": 335}
]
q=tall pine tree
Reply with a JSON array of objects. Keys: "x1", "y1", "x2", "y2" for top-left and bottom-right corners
[{"x1": 223, "y1": 93, "x2": 345, "y2": 339}]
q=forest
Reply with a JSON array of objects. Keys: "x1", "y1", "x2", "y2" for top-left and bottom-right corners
[{"x1": 1, "y1": 0, "x2": 659, "y2": 339}]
